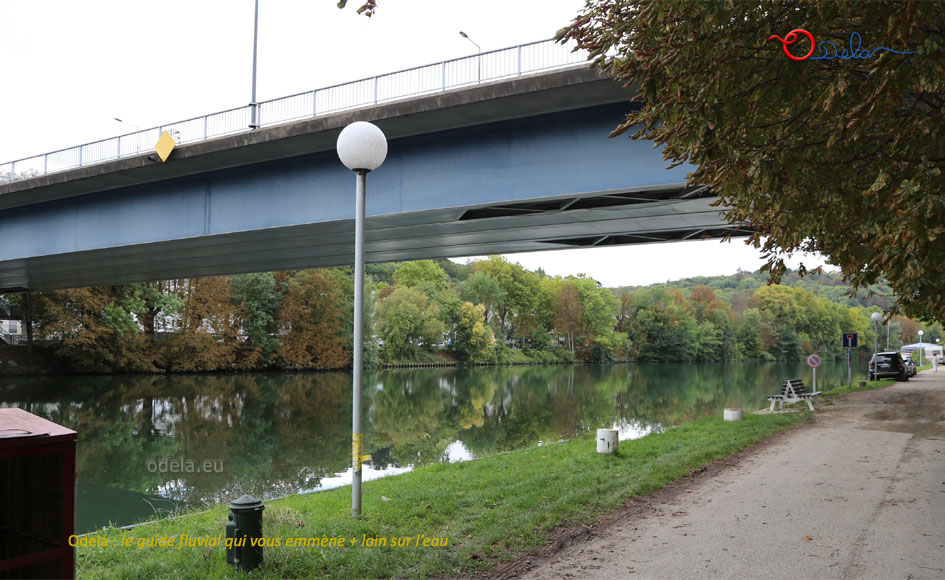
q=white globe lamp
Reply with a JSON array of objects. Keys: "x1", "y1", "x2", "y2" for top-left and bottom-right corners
[{"x1": 337, "y1": 121, "x2": 388, "y2": 173}]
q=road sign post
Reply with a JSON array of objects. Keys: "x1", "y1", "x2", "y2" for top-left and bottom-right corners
[
  {"x1": 807, "y1": 354, "x2": 821, "y2": 391},
  {"x1": 842, "y1": 333, "x2": 858, "y2": 390}
]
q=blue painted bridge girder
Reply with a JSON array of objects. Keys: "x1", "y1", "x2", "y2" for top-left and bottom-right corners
[{"x1": 0, "y1": 67, "x2": 748, "y2": 292}]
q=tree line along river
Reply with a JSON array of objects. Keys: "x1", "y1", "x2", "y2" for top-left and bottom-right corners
[{"x1": 0, "y1": 361, "x2": 867, "y2": 533}]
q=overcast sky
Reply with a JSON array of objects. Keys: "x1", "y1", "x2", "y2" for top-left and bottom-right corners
[{"x1": 0, "y1": 0, "x2": 830, "y2": 287}]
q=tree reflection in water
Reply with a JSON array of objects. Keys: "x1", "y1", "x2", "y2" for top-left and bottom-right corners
[{"x1": 0, "y1": 361, "x2": 865, "y2": 530}]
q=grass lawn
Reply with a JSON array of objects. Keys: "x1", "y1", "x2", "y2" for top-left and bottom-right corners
[
  {"x1": 820, "y1": 377, "x2": 893, "y2": 398},
  {"x1": 77, "y1": 412, "x2": 805, "y2": 579}
]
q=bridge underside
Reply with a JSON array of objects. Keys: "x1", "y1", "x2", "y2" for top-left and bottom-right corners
[
  {"x1": 0, "y1": 69, "x2": 750, "y2": 293},
  {"x1": 0, "y1": 184, "x2": 749, "y2": 292}
]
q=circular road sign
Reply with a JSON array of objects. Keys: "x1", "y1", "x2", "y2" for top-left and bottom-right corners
[{"x1": 807, "y1": 354, "x2": 821, "y2": 368}]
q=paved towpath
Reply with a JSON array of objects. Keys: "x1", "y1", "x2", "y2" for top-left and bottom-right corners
[{"x1": 495, "y1": 371, "x2": 945, "y2": 579}]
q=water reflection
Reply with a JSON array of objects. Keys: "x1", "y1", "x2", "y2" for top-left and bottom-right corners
[
  {"x1": 304, "y1": 464, "x2": 414, "y2": 493},
  {"x1": 612, "y1": 419, "x2": 659, "y2": 441},
  {"x1": 0, "y1": 361, "x2": 864, "y2": 532}
]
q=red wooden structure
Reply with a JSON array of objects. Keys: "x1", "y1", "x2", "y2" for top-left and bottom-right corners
[{"x1": 0, "y1": 408, "x2": 76, "y2": 579}]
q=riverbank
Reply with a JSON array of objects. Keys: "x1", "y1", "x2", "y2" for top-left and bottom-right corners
[
  {"x1": 0, "y1": 344, "x2": 61, "y2": 375},
  {"x1": 516, "y1": 372, "x2": 945, "y2": 579},
  {"x1": 76, "y1": 413, "x2": 804, "y2": 579},
  {"x1": 0, "y1": 342, "x2": 587, "y2": 375},
  {"x1": 3, "y1": 339, "x2": 877, "y2": 376}
]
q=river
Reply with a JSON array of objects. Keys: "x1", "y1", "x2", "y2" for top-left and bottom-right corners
[{"x1": 0, "y1": 361, "x2": 867, "y2": 533}]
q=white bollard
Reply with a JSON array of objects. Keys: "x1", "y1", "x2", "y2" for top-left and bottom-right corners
[
  {"x1": 596, "y1": 428, "x2": 619, "y2": 454},
  {"x1": 723, "y1": 408, "x2": 743, "y2": 422}
]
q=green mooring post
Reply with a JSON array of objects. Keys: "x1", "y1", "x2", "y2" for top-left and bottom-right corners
[{"x1": 225, "y1": 495, "x2": 265, "y2": 572}]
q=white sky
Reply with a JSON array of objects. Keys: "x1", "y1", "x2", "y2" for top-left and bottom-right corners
[{"x1": 0, "y1": 0, "x2": 830, "y2": 287}]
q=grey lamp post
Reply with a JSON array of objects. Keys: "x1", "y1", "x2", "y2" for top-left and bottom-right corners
[
  {"x1": 871, "y1": 312, "x2": 882, "y2": 378},
  {"x1": 337, "y1": 121, "x2": 387, "y2": 518},
  {"x1": 114, "y1": 117, "x2": 141, "y2": 154},
  {"x1": 250, "y1": 0, "x2": 260, "y2": 128},
  {"x1": 918, "y1": 330, "x2": 924, "y2": 365},
  {"x1": 459, "y1": 31, "x2": 481, "y2": 82},
  {"x1": 113, "y1": 117, "x2": 139, "y2": 131}
]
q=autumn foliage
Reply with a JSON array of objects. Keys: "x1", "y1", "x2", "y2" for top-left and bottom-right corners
[{"x1": 560, "y1": 1, "x2": 945, "y2": 320}]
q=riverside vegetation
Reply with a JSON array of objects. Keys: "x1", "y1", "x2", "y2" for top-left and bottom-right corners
[
  {"x1": 1, "y1": 257, "x2": 940, "y2": 374},
  {"x1": 76, "y1": 411, "x2": 806, "y2": 579}
]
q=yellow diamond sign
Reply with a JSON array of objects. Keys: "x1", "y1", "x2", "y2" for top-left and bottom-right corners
[{"x1": 155, "y1": 131, "x2": 176, "y2": 162}]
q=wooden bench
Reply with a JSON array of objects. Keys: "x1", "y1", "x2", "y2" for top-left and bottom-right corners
[{"x1": 767, "y1": 379, "x2": 822, "y2": 412}]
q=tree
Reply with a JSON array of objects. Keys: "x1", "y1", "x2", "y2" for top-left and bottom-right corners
[
  {"x1": 625, "y1": 288, "x2": 698, "y2": 362},
  {"x1": 460, "y1": 271, "x2": 507, "y2": 327},
  {"x1": 375, "y1": 286, "x2": 445, "y2": 360},
  {"x1": 554, "y1": 275, "x2": 620, "y2": 358},
  {"x1": 164, "y1": 277, "x2": 240, "y2": 372},
  {"x1": 392, "y1": 260, "x2": 448, "y2": 290},
  {"x1": 123, "y1": 282, "x2": 182, "y2": 341},
  {"x1": 474, "y1": 256, "x2": 542, "y2": 343},
  {"x1": 453, "y1": 301, "x2": 496, "y2": 362},
  {"x1": 560, "y1": 2, "x2": 945, "y2": 320},
  {"x1": 553, "y1": 283, "x2": 583, "y2": 353},
  {"x1": 231, "y1": 273, "x2": 284, "y2": 364},
  {"x1": 31, "y1": 286, "x2": 157, "y2": 372},
  {"x1": 276, "y1": 269, "x2": 350, "y2": 369},
  {"x1": 736, "y1": 308, "x2": 765, "y2": 360},
  {"x1": 570, "y1": 276, "x2": 619, "y2": 341}
]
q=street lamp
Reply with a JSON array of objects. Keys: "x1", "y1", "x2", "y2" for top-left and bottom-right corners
[
  {"x1": 113, "y1": 117, "x2": 139, "y2": 131},
  {"x1": 250, "y1": 0, "x2": 260, "y2": 128},
  {"x1": 459, "y1": 31, "x2": 481, "y2": 82},
  {"x1": 871, "y1": 312, "x2": 882, "y2": 378},
  {"x1": 114, "y1": 117, "x2": 142, "y2": 154},
  {"x1": 337, "y1": 121, "x2": 387, "y2": 518},
  {"x1": 918, "y1": 329, "x2": 924, "y2": 365}
]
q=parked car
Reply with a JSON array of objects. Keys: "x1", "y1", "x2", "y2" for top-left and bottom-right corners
[
  {"x1": 902, "y1": 357, "x2": 917, "y2": 377},
  {"x1": 869, "y1": 351, "x2": 909, "y2": 381}
]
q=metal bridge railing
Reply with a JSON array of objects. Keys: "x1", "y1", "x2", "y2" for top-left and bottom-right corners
[{"x1": 1, "y1": 38, "x2": 588, "y2": 184}]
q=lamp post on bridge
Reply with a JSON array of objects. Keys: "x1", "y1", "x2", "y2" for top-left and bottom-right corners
[
  {"x1": 114, "y1": 117, "x2": 142, "y2": 154},
  {"x1": 459, "y1": 31, "x2": 481, "y2": 82},
  {"x1": 250, "y1": 0, "x2": 260, "y2": 129},
  {"x1": 113, "y1": 117, "x2": 139, "y2": 131},
  {"x1": 337, "y1": 121, "x2": 387, "y2": 518}
]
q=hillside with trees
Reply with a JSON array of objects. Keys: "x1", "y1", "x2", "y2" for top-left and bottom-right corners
[{"x1": 1, "y1": 259, "x2": 939, "y2": 373}]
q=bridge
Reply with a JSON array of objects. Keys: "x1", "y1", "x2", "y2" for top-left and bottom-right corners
[{"x1": 0, "y1": 39, "x2": 749, "y2": 293}]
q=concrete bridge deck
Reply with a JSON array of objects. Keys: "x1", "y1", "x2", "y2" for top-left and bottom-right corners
[{"x1": 0, "y1": 66, "x2": 748, "y2": 292}]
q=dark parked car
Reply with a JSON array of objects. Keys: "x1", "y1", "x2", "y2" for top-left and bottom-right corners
[
  {"x1": 902, "y1": 357, "x2": 917, "y2": 377},
  {"x1": 869, "y1": 352, "x2": 909, "y2": 381}
]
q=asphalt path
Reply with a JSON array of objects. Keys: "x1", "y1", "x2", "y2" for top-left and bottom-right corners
[{"x1": 495, "y1": 370, "x2": 945, "y2": 580}]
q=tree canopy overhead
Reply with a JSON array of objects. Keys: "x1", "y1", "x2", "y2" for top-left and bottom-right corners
[{"x1": 559, "y1": 1, "x2": 944, "y2": 320}]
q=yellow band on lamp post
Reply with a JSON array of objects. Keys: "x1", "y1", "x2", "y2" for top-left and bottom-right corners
[{"x1": 352, "y1": 433, "x2": 363, "y2": 469}]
